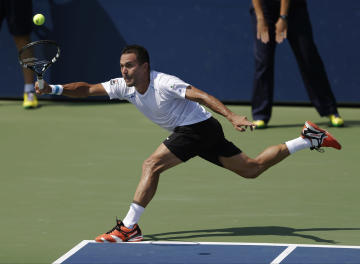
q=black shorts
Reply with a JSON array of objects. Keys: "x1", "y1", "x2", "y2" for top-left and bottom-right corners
[
  {"x1": 0, "y1": 0, "x2": 33, "y2": 35},
  {"x1": 163, "y1": 117, "x2": 241, "y2": 167}
]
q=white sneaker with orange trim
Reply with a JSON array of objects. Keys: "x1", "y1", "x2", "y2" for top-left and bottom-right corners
[
  {"x1": 95, "y1": 218, "x2": 143, "y2": 243},
  {"x1": 301, "y1": 121, "x2": 341, "y2": 152}
]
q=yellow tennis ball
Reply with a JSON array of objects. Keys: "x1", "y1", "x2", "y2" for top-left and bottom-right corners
[{"x1": 33, "y1": 14, "x2": 45, "y2": 26}]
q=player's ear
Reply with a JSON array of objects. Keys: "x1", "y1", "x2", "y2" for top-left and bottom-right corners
[{"x1": 142, "y1": 62, "x2": 150, "y2": 71}]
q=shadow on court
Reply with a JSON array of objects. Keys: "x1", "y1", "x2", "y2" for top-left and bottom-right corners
[{"x1": 145, "y1": 226, "x2": 360, "y2": 244}]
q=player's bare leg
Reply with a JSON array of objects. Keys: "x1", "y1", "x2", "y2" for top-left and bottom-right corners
[
  {"x1": 220, "y1": 121, "x2": 341, "y2": 179},
  {"x1": 95, "y1": 144, "x2": 182, "y2": 243},
  {"x1": 133, "y1": 143, "x2": 183, "y2": 207},
  {"x1": 220, "y1": 144, "x2": 290, "y2": 179}
]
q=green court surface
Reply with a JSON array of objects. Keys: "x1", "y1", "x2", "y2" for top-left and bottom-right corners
[{"x1": 1, "y1": 100, "x2": 359, "y2": 263}]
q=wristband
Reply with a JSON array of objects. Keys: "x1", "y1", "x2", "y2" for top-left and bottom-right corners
[{"x1": 50, "y1": 84, "x2": 64, "y2": 95}]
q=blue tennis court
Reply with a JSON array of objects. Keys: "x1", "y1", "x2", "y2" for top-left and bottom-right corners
[{"x1": 53, "y1": 241, "x2": 360, "y2": 264}]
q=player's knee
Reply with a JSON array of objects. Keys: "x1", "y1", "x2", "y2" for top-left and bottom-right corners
[
  {"x1": 242, "y1": 170, "x2": 261, "y2": 179},
  {"x1": 142, "y1": 157, "x2": 163, "y2": 175},
  {"x1": 233, "y1": 162, "x2": 262, "y2": 179},
  {"x1": 234, "y1": 168, "x2": 261, "y2": 179},
  {"x1": 224, "y1": 156, "x2": 262, "y2": 179}
]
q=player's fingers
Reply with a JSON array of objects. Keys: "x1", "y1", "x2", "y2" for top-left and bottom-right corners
[
  {"x1": 245, "y1": 121, "x2": 254, "y2": 126},
  {"x1": 249, "y1": 124, "x2": 256, "y2": 131},
  {"x1": 237, "y1": 126, "x2": 246, "y2": 132},
  {"x1": 34, "y1": 81, "x2": 46, "y2": 95},
  {"x1": 243, "y1": 120, "x2": 255, "y2": 131},
  {"x1": 34, "y1": 82, "x2": 40, "y2": 93}
]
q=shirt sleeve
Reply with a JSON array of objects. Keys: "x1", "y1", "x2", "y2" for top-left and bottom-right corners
[
  {"x1": 101, "y1": 78, "x2": 126, "y2": 100},
  {"x1": 160, "y1": 75, "x2": 190, "y2": 99}
]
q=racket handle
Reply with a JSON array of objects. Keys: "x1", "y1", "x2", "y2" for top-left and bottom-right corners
[{"x1": 38, "y1": 78, "x2": 44, "y2": 90}]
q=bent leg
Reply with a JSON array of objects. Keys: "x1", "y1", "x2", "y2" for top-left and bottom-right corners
[
  {"x1": 220, "y1": 143, "x2": 290, "y2": 178},
  {"x1": 133, "y1": 143, "x2": 183, "y2": 208}
]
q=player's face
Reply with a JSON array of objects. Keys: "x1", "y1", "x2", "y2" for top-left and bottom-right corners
[{"x1": 120, "y1": 53, "x2": 148, "y2": 87}]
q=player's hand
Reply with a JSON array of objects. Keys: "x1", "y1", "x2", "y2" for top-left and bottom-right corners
[
  {"x1": 35, "y1": 81, "x2": 51, "y2": 95},
  {"x1": 228, "y1": 114, "x2": 256, "y2": 132},
  {"x1": 275, "y1": 18, "x2": 288, "y2": 43},
  {"x1": 256, "y1": 18, "x2": 270, "y2": 44}
]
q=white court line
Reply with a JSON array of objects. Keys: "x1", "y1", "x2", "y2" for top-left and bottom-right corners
[
  {"x1": 53, "y1": 240, "x2": 360, "y2": 263},
  {"x1": 270, "y1": 245, "x2": 297, "y2": 264},
  {"x1": 52, "y1": 240, "x2": 91, "y2": 264},
  {"x1": 83, "y1": 240, "x2": 360, "y2": 249}
]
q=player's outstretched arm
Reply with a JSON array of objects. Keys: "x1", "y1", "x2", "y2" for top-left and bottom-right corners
[
  {"x1": 185, "y1": 85, "x2": 255, "y2": 132},
  {"x1": 35, "y1": 81, "x2": 107, "y2": 98}
]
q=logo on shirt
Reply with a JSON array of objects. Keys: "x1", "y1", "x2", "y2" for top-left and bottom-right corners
[
  {"x1": 124, "y1": 93, "x2": 136, "y2": 100},
  {"x1": 110, "y1": 79, "x2": 119, "y2": 86}
]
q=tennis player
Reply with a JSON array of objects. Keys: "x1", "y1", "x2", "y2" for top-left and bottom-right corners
[{"x1": 35, "y1": 44, "x2": 341, "y2": 243}]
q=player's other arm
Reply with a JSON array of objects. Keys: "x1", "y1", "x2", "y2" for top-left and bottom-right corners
[
  {"x1": 185, "y1": 85, "x2": 255, "y2": 132},
  {"x1": 35, "y1": 81, "x2": 107, "y2": 97}
]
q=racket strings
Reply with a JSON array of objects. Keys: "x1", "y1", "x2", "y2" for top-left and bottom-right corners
[{"x1": 19, "y1": 41, "x2": 60, "y2": 73}]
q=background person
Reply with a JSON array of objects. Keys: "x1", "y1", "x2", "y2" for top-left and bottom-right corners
[
  {"x1": 0, "y1": 0, "x2": 37, "y2": 108},
  {"x1": 250, "y1": 0, "x2": 344, "y2": 128}
]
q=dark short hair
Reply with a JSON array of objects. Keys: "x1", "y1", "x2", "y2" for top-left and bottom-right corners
[{"x1": 121, "y1": 45, "x2": 150, "y2": 66}]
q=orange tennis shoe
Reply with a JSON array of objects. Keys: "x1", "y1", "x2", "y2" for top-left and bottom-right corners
[
  {"x1": 95, "y1": 218, "x2": 143, "y2": 243},
  {"x1": 301, "y1": 121, "x2": 341, "y2": 151}
]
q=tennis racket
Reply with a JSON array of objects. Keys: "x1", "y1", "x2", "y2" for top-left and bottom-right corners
[{"x1": 18, "y1": 40, "x2": 60, "y2": 90}]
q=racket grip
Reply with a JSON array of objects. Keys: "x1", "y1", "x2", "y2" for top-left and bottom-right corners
[{"x1": 38, "y1": 78, "x2": 44, "y2": 90}]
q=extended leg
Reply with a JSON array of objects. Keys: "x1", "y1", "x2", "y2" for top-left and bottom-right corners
[
  {"x1": 220, "y1": 143, "x2": 290, "y2": 179},
  {"x1": 220, "y1": 121, "x2": 341, "y2": 179}
]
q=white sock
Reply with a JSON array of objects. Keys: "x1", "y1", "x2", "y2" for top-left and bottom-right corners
[
  {"x1": 285, "y1": 137, "x2": 312, "y2": 154},
  {"x1": 123, "y1": 203, "x2": 145, "y2": 229},
  {"x1": 24, "y1": 83, "x2": 35, "y2": 93}
]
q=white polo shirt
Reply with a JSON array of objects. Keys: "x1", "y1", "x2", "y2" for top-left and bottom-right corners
[{"x1": 102, "y1": 70, "x2": 212, "y2": 131}]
